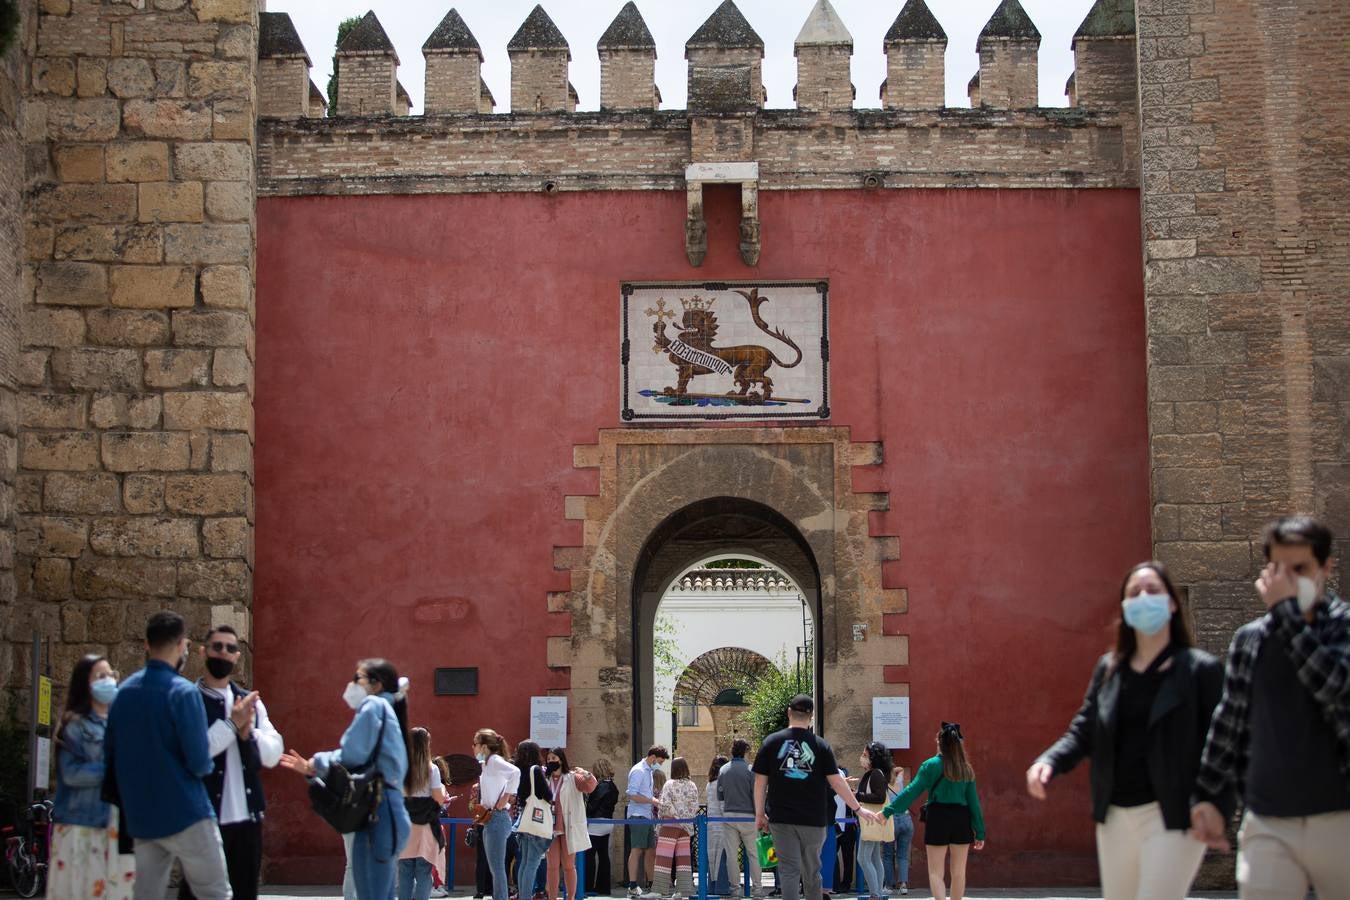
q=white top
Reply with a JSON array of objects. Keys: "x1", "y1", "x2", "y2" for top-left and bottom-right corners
[
  {"x1": 705, "y1": 780, "x2": 723, "y2": 817},
  {"x1": 409, "y1": 761, "x2": 443, "y2": 799},
  {"x1": 204, "y1": 688, "x2": 283, "y2": 826},
  {"x1": 478, "y1": 754, "x2": 520, "y2": 810}
]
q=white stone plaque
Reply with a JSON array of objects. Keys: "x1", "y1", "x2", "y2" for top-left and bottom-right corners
[
  {"x1": 622, "y1": 281, "x2": 829, "y2": 422},
  {"x1": 872, "y1": 697, "x2": 910, "y2": 750}
]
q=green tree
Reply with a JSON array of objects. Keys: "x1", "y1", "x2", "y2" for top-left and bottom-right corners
[
  {"x1": 652, "y1": 614, "x2": 683, "y2": 713},
  {"x1": 704, "y1": 558, "x2": 765, "y2": 570},
  {"x1": 326, "y1": 16, "x2": 363, "y2": 117},
  {"x1": 738, "y1": 653, "x2": 811, "y2": 741}
]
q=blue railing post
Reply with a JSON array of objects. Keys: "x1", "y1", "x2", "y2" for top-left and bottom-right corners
[
  {"x1": 448, "y1": 823, "x2": 458, "y2": 889},
  {"x1": 821, "y1": 823, "x2": 836, "y2": 890},
  {"x1": 577, "y1": 850, "x2": 587, "y2": 900},
  {"x1": 697, "y1": 813, "x2": 709, "y2": 900}
]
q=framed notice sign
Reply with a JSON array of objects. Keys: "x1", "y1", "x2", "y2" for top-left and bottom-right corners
[
  {"x1": 621, "y1": 280, "x2": 829, "y2": 422},
  {"x1": 529, "y1": 696, "x2": 568, "y2": 748},
  {"x1": 872, "y1": 697, "x2": 910, "y2": 750}
]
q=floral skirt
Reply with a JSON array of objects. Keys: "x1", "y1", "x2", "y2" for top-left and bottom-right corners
[{"x1": 48, "y1": 819, "x2": 135, "y2": 900}]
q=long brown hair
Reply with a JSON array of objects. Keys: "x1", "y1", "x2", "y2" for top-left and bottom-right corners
[
  {"x1": 670, "y1": 757, "x2": 691, "y2": 781},
  {"x1": 1113, "y1": 561, "x2": 1194, "y2": 667},
  {"x1": 938, "y1": 724, "x2": 974, "y2": 782},
  {"x1": 474, "y1": 728, "x2": 509, "y2": 759},
  {"x1": 406, "y1": 727, "x2": 432, "y2": 794},
  {"x1": 57, "y1": 654, "x2": 106, "y2": 748}
]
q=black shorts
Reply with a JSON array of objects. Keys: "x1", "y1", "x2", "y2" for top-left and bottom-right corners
[{"x1": 922, "y1": 802, "x2": 973, "y2": 846}]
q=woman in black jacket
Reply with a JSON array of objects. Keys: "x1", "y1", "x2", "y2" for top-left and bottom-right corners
[
  {"x1": 1026, "y1": 561, "x2": 1228, "y2": 900},
  {"x1": 583, "y1": 758, "x2": 619, "y2": 895}
]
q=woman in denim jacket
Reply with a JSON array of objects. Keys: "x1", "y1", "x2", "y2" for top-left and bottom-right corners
[
  {"x1": 50, "y1": 654, "x2": 135, "y2": 900},
  {"x1": 283, "y1": 658, "x2": 412, "y2": 900}
]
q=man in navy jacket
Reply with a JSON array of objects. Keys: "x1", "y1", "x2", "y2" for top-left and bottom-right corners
[{"x1": 107, "y1": 611, "x2": 232, "y2": 900}]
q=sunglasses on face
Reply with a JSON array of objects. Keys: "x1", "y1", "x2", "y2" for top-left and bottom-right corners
[{"x1": 209, "y1": 641, "x2": 240, "y2": 654}]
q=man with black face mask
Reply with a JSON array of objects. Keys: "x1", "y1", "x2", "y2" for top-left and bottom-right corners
[{"x1": 179, "y1": 625, "x2": 284, "y2": 900}]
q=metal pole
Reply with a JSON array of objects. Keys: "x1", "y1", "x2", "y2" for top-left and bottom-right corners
[
  {"x1": 697, "y1": 813, "x2": 709, "y2": 900},
  {"x1": 27, "y1": 629, "x2": 39, "y2": 804},
  {"x1": 447, "y1": 823, "x2": 457, "y2": 888},
  {"x1": 576, "y1": 851, "x2": 586, "y2": 900}
]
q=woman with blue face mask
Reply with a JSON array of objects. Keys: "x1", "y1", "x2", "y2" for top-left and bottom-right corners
[
  {"x1": 1025, "y1": 562, "x2": 1229, "y2": 900},
  {"x1": 50, "y1": 654, "x2": 136, "y2": 900}
]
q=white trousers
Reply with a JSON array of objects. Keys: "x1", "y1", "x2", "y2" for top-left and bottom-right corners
[
  {"x1": 1237, "y1": 809, "x2": 1350, "y2": 900},
  {"x1": 1095, "y1": 802, "x2": 1204, "y2": 900}
]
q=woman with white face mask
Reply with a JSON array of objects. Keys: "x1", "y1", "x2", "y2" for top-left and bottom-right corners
[
  {"x1": 471, "y1": 729, "x2": 520, "y2": 900},
  {"x1": 1025, "y1": 562, "x2": 1229, "y2": 900},
  {"x1": 50, "y1": 654, "x2": 136, "y2": 900},
  {"x1": 281, "y1": 659, "x2": 412, "y2": 900}
]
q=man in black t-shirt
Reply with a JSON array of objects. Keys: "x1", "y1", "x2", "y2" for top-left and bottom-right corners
[{"x1": 751, "y1": 695, "x2": 879, "y2": 900}]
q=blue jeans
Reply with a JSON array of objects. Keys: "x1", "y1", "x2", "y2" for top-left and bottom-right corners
[
  {"x1": 882, "y1": 813, "x2": 913, "y2": 886},
  {"x1": 397, "y1": 857, "x2": 433, "y2": 900},
  {"x1": 352, "y1": 791, "x2": 412, "y2": 900},
  {"x1": 856, "y1": 839, "x2": 886, "y2": 898},
  {"x1": 483, "y1": 810, "x2": 513, "y2": 900},
  {"x1": 514, "y1": 832, "x2": 551, "y2": 898}
]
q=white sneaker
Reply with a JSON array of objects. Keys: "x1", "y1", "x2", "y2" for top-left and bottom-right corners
[{"x1": 430, "y1": 889, "x2": 448, "y2": 898}]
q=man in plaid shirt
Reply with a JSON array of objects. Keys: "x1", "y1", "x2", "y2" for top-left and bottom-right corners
[{"x1": 1189, "y1": 516, "x2": 1350, "y2": 897}]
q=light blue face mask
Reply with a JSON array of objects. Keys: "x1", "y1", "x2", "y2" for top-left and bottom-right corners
[
  {"x1": 1122, "y1": 592, "x2": 1172, "y2": 636},
  {"x1": 90, "y1": 676, "x2": 119, "y2": 705}
]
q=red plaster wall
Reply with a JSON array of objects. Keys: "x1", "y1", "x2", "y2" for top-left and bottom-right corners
[{"x1": 254, "y1": 186, "x2": 1149, "y2": 885}]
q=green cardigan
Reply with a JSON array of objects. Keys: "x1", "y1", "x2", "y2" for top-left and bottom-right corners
[{"x1": 882, "y1": 756, "x2": 986, "y2": 841}]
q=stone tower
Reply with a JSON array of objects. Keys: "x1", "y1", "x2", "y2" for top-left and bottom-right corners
[
  {"x1": 882, "y1": 0, "x2": 947, "y2": 109},
  {"x1": 508, "y1": 5, "x2": 571, "y2": 113},
  {"x1": 976, "y1": 0, "x2": 1040, "y2": 108},
  {"x1": 793, "y1": 0, "x2": 853, "y2": 112},
  {"x1": 597, "y1": 2, "x2": 659, "y2": 112},
  {"x1": 423, "y1": 9, "x2": 485, "y2": 115},
  {"x1": 335, "y1": 11, "x2": 400, "y2": 116}
]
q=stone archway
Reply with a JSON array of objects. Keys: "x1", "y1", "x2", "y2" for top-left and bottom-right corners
[{"x1": 548, "y1": 427, "x2": 911, "y2": 777}]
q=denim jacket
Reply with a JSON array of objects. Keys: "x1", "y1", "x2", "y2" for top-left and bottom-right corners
[
  {"x1": 314, "y1": 693, "x2": 407, "y2": 791},
  {"x1": 52, "y1": 712, "x2": 111, "y2": 828}
]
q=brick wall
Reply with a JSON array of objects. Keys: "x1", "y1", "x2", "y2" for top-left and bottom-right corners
[
  {"x1": 258, "y1": 55, "x2": 305, "y2": 119},
  {"x1": 1139, "y1": 0, "x2": 1350, "y2": 649},
  {"x1": 794, "y1": 45, "x2": 850, "y2": 111},
  {"x1": 257, "y1": 108, "x2": 1138, "y2": 196},
  {"x1": 509, "y1": 48, "x2": 568, "y2": 113},
  {"x1": 423, "y1": 52, "x2": 478, "y2": 114},
  {"x1": 334, "y1": 52, "x2": 393, "y2": 116},
  {"x1": 598, "y1": 49, "x2": 655, "y2": 111},
  {"x1": 0, "y1": 1, "x2": 26, "y2": 705},
  {"x1": 17, "y1": 0, "x2": 256, "y2": 686},
  {"x1": 978, "y1": 41, "x2": 1040, "y2": 107},
  {"x1": 883, "y1": 43, "x2": 944, "y2": 109}
]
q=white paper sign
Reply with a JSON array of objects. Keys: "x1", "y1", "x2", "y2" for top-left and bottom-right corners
[
  {"x1": 872, "y1": 697, "x2": 910, "y2": 750},
  {"x1": 34, "y1": 736, "x2": 51, "y2": 791},
  {"x1": 530, "y1": 696, "x2": 568, "y2": 748}
]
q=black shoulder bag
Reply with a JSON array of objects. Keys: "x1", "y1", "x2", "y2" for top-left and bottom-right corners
[
  {"x1": 309, "y1": 706, "x2": 388, "y2": 834},
  {"x1": 919, "y1": 772, "x2": 944, "y2": 823}
]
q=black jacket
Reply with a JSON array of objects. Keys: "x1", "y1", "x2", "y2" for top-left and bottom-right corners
[
  {"x1": 585, "y1": 778, "x2": 618, "y2": 820},
  {"x1": 1035, "y1": 646, "x2": 1229, "y2": 830},
  {"x1": 197, "y1": 680, "x2": 266, "y2": 823}
]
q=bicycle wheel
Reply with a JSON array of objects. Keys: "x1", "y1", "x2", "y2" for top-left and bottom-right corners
[{"x1": 8, "y1": 851, "x2": 40, "y2": 898}]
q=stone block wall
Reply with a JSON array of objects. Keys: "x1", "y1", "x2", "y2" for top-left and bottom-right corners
[
  {"x1": 1139, "y1": 0, "x2": 1350, "y2": 649},
  {"x1": 15, "y1": 0, "x2": 256, "y2": 687},
  {"x1": 0, "y1": 1, "x2": 26, "y2": 706}
]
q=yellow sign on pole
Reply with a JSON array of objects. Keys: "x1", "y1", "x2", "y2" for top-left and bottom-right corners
[{"x1": 37, "y1": 676, "x2": 52, "y2": 727}]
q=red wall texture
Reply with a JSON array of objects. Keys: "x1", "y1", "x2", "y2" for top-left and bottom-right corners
[{"x1": 255, "y1": 187, "x2": 1150, "y2": 885}]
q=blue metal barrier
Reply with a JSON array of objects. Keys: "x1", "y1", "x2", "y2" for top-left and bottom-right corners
[{"x1": 441, "y1": 814, "x2": 864, "y2": 899}]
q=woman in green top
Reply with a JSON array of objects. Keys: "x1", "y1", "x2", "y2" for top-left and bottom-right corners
[{"x1": 881, "y1": 723, "x2": 985, "y2": 900}]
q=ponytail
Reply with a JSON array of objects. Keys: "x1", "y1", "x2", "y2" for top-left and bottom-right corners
[
  {"x1": 938, "y1": 722, "x2": 974, "y2": 782},
  {"x1": 360, "y1": 658, "x2": 411, "y2": 768}
]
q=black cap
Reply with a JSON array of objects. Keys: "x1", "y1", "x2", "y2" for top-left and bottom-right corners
[{"x1": 788, "y1": 694, "x2": 814, "y2": 713}]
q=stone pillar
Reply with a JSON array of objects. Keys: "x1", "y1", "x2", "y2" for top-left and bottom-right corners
[
  {"x1": 598, "y1": 2, "x2": 657, "y2": 112},
  {"x1": 967, "y1": 72, "x2": 980, "y2": 107},
  {"x1": 882, "y1": 0, "x2": 946, "y2": 109},
  {"x1": 976, "y1": 0, "x2": 1040, "y2": 108},
  {"x1": 1071, "y1": 0, "x2": 1136, "y2": 109},
  {"x1": 686, "y1": 0, "x2": 765, "y2": 110},
  {"x1": 422, "y1": 8, "x2": 484, "y2": 115},
  {"x1": 307, "y1": 80, "x2": 326, "y2": 118},
  {"x1": 508, "y1": 5, "x2": 571, "y2": 114},
  {"x1": 0, "y1": 0, "x2": 24, "y2": 700},
  {"x1": 1138, "y1": 0, "x2": 1350, "y2": 663},
  {"x1": 335, "y1": 11, "x2": 398, "y2": 116},
  {"x1": 793, "y1": 0, "x2": 852, "y2": 112},
  {"x1": 19, "y1": 0, "x2": 257, "y2": 680},
  {"x1": 257, "y1": 12, "x2": 311, "y2": 119},
  {"x1": 395, "y1": 81, "x2": 410, "y2": 116}
]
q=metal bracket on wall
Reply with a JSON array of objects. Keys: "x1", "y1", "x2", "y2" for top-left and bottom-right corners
[{"x1": 684, "y1": 162, "x2": 760, "y2": 267}]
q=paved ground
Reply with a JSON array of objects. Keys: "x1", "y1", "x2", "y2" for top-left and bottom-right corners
[{"x1": 254, "y1": 890, "x2": 1239, "y2": 900}]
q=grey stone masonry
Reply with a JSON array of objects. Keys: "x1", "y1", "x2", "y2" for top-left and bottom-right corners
[
  {"x1": 686, "y1": 1, "x2": 766, "y2": 112},
  {"x1": 258, "y1": 14, "x2": 311, "y2": 120}
]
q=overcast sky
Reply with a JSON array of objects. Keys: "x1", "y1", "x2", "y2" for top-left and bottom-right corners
[{"x1": 266, "y1": 0, "x2": 1099, "y2": 114}]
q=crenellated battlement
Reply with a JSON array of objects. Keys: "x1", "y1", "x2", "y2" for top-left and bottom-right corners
[{"x1": 258, "y1": 0, "x2": 1137, "y2": 121}]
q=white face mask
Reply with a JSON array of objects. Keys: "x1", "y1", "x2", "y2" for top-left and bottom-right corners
[
  {"x1": 1297, "y1": 576, "x2": 1320, "y2": 614},
  {"x1": 343, "y1": 681, "x2": 367, "y2": 710}
]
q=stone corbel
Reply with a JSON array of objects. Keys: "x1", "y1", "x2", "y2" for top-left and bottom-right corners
[{"x1": 684, "y1": 162, "x2": 760, "y2": 267}]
